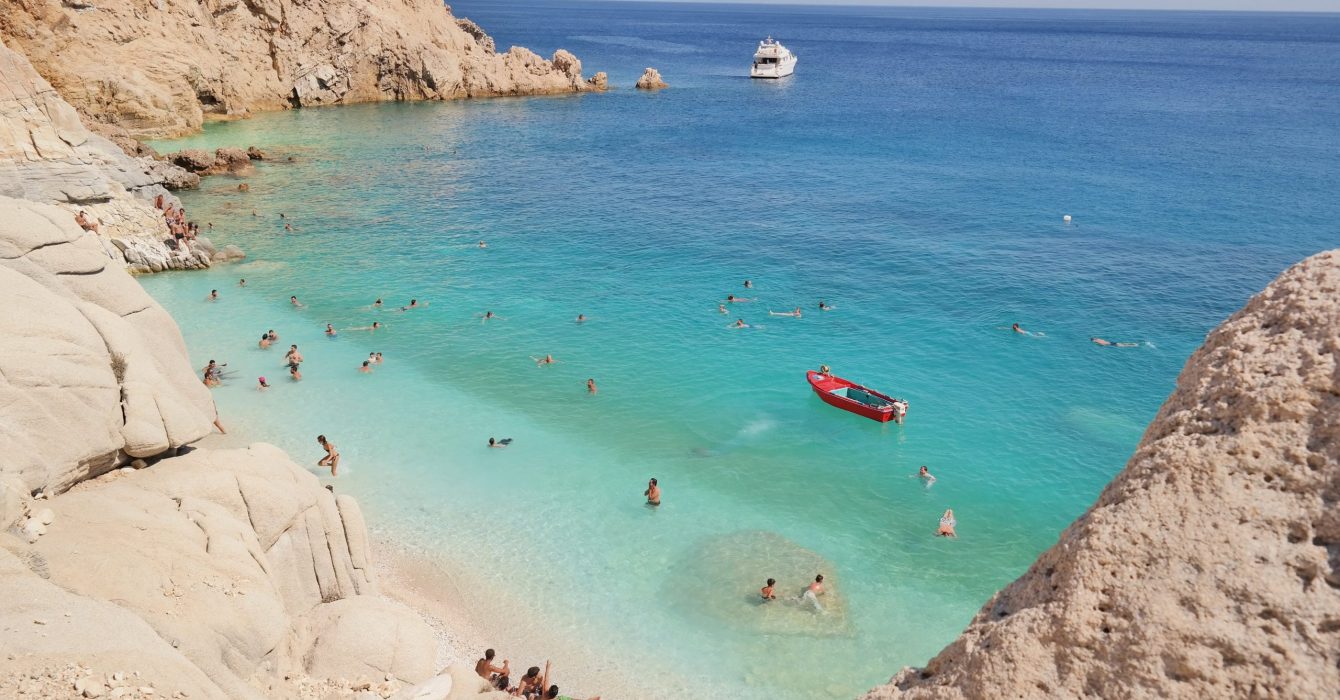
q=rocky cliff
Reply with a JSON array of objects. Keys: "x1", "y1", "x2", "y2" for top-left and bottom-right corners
[
  {"x1": 0, "y1": 0, "x2": 605, "y2": 139},
  {"x1": 864, "y1": 249, "x2": 1340, "y2": 699},
  {"x1": 0, "y1": 38, "x2": 234, "y2": 273}
]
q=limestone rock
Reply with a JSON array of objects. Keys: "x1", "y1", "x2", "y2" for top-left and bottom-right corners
[
  {"x1": 864, "y1": 249, "x2": 1340, "y2": 699},
  {"x1": 0, "y1": 0, "x2": 601, "y2": 139},
  {"x1": 0, "y1": 548, "x2": 228, "y2": 699},
  {"x1": 3, "y1": 444, "x2": 390, "y2": 698},
  {"x1": 635, "y1": 67, "x2": 668, "y2": 90},
  {"x1": 245, "y1": 146, "x2": 266, "y2": 161},
  {"x1": 0, "y1": 197, "x2": 216, "y2": 494},
  {"x1": 167, "y1": 150, "x2": 215, "y2": 174},
  {"x1": 587, "y1": 72, "x2": 609, "y2": 91},
  {"x1": 284, "y1": 597, "x2": 436, "y2": 684}
]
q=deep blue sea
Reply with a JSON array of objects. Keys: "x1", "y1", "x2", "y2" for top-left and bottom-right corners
[{"x1": 143, "y1": 3, "x2": 1340, "y2": 697}]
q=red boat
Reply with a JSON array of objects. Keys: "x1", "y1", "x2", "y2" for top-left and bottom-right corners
[{"x1": 807, "y1": 370, "x2": 908, "y2": 423}]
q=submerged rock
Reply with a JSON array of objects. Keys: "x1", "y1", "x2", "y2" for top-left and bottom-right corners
[
  {"x1": 635, "y1": 67, "x2": 668, "y2": 90},
  {"x1": 864, "y1": 249, "x2": 1340, "y2": 699}
]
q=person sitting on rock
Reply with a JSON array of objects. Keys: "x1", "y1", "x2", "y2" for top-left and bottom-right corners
[{"x1": 74, "y1": 211, "x2": 100, "y2": 234}]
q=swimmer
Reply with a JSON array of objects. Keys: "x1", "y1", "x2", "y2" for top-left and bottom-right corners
[
  {"x1": 208, "y1": 289, "x2": 219, "y2": 301},
  {"x1": 487, "y1": 437, "x2": 510, "y2": 449},
  {"x1": 284, "y1": 345, "x2": 303, "y2": 365},
  {"x1": 576, "y1": 314, "x2": 587, "y2": 323},
  {"x1": 532, "y1": 354, "x2": 558, "y2": 367},
  {"x1": 937, "y1": 509, "x2": 957, "y2": 537},
  {"x1": 478, "y1": 240, "x2": 487, "y2": 249},
  {"x1": 288, "y1": 363, "x2": 302, "y2": 381},
  {"x1": 761, "y1": 578, "x2": 777, "y2": 601},
  {"x1": 819, "y1": 300, "x2": 833, "y2": 311},
  {"x1": 325, "y1": 323, "x2": 337, "y2": 337},
  {"x1": 479, "y1": 310, "x2": 502, "y2": 323},
  {"x1": 239, "y1": 279, "x2": 246, "y2": 287},
  {"x1": 257, "y1": 376, "x2": 270, "y2": 390},
  {"x1": 267, "y1": 329, "x2": 278, "y2": 342},
  {"x1": 290, "y1": 295, "x2": 303, "y2": 308},
  {"x1": 347, "y1": 321, "x2": 383, "y2": 332},
  {"x1": 725, "y1": 294, "x2": 754, "y2": 303},
  {"x1": 732, "y1": 319, "x2": 749, "y2": 329},
  {"x1": 744, "y1": 280, "x2": 753, "y2": 289},
  {"x1": 644, "y1": 477, "x2": 661, "y2": 506},
  {"x1": 769, "y1": 307, "x2": 802, "y2": 318},
  {"x1": 1091, "y1": 337, "x2": 1140, "y2": 348},
  {"x1": 375, "y1": 352, "x2": 384, "y2": 364},
  {"x1": 359, "y1": 360, "x2": 373, "y2": 373},
  {"x1": 809, "y1": 574, "x2": 825, "y2": 596},
  {"x1": 201, "y1": 360, "x2": 224, "y2": 387},
  {"x1": 1011, "y1": 323, "x2": 1026, "y2": 334},
  {"x1": 284, "y1": 222, "x2": 293, "y2": 232},
  {"x1": 316, "y1": 435, "x2": 339, "y2": 476},
  {"x1": 399, "y1": 299, "x2": 423, "y2": 311},
  {"x1": 918, "y1": 465, "x2": 936, "y2": 485},
  {"x1": 718, "y1": 304, "x2": 728, "y2": 314},
  {"x1": 586, "y1": 378, "x2": 597, "y2": 395},
  {"x1": 373, "y1": 298, "x2": 383, "y2": 308},
  {"x1": 259, "y1": 333, "x2": 272, "y2": 349}
]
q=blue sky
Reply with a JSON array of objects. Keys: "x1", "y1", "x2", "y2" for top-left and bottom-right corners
[{"x1": 630, "y1": 0, "x2": 1340, "y2": 11}]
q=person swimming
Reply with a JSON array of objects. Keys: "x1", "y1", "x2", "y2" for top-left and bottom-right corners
[
  {"x1": 726, "y1": 294, "x2": 753, "y2": 303},
  {"x1": 576, "y1": 314, "x2": 587, "y2": 323},
  {"x1": 645, "y1": 477, "x2": 661, "y2": 506},
  {"x1": 918, "y1": 465, "x2": 936, "y2": 485},
  {"x1": 761, "y1": 578, "x2": 777, "y2": 601},
  {"x1": 800, "y1": 574, "x2": 826, "y2": 612},
  {"x1": 718, "y1": 304, "x2": 728, "y2": 314},
  {"x1": 259, "y1": 333, "x2": 271, "y2": 349},
  {"x1": 488, "y1": 437, "x2": 512, "y2": 448},
  {"x1": 769, "y1": 307, "x2": 802, "y2": 318},
  {"x1": 267, "y1": 329, "x2": 278, "y2": 342},
  {"x1": 400, "y1": 298, "x2": 421, "y2": 311},
  {"x1": 325, "y1": 323, "x2": 337, "y2": 336},
  {"x1": 586, "y1": 378, "x2": 597, "y2": 394},
  {"x1": 478, "y1": 240, "x2": 487, "y2": 249},
  {"x1": 347, "y1": 321, "x2": 383, "y2": 331},
  {"x1": 937, "y1": 509, "x2": 957, "y2": 537},
  {"x1": 238, "y1": 278, "x2": 246, "y2": 287},
  {"x1": 1011, "y1": 323, "x2": 1027, "y2": 334},
  {"x1": 819, "y1": 300, "x2": 833, "y2": 311},
  {"x1": 288, "y1": 363, "x2": 302, "y2": 381},
  {"x1": 732, "y1": 319, "x2": 749, "y2": 329},
  {"x1": 290, "y1": 295, "x2": 303, "y2": 308},
  {"x1": 1091, "y1": 337, "x2": 1140, "y2": 347},
  {"x1": 744, "y1": 280, "x2": 753, "y2": 289},
  {"x1": 208, "y1": 289, "x2": 219, "y2": 301},
  {"x1": 533, "y1": 354, "x2": 558, "y2": 367},
  {"x1": 359, "y1": 360, "x2": 373, "y2": 373},
  {"x1": 375, "y1": 352, "x2": 384, "y2": 364},
  {"x1": 201, "y1": 360, "x2": 224, "y2": 387},
  {"x1": 257, "y1": 376, "x2": 270, "y2": 390},
  {"x1": 373, "y1": 298, "x2": 383, "y2": 308}
]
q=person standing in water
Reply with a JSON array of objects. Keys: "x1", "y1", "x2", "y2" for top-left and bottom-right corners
[
  {"x1": 208, "y1": 289, "x2": 219, "y2": 301},
  {"x1": 325, "y1": 323, "x2": 337, "y2": 337},
  {"x1": 259, "y1": 333, "x2": 272, "y2": 349},
  {"x1": 359, "y1": 360, "x2": 373, "y2": 373},
  {"x1": 586, "y1": 378, "x2": 597, "y2": 395},
  {"x1": 290, "y1": 295, "x2": 303, "y2": 308},
  {"x1": 644, "y1": 478, "x2": 661, "y2": 506},
  {"x1": 918, "y1": 465, "x2": 936, "y2": 485},
  {"x1": 316, "y1": 435, "x2": 339, "y2": 476},
  {"x1": 744, "y1": 280, "x2": 753, "y2": 289},
  {"x1": 760, "y1": 578, "x2": 777, "y2": 601},
  {"x1": 238, "y1": 278, "x2": 246, "y2": 287}
]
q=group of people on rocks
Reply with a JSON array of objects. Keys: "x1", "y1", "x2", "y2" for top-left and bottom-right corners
[
  {"x1": 476, "y1": 650, "x2": 600, "y2": 700},
  {"x1": 154, "y1": 193, "x2": 205, "y2": 247}
]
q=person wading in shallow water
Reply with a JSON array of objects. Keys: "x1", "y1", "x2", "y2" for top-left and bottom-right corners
[
  {"x1": 316, "y1": 435, "x2": 339, "y2": 476},
  {"x1": 644, "y1": 478, "x2": 661, "y2": 506}
]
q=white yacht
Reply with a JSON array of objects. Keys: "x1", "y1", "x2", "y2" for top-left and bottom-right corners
[{"x1": 750, "y1": 37, "x2": 797, "y2": 79}]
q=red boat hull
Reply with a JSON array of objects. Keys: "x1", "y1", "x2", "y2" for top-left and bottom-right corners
[{"x1": 807, "y1": 370, "x2": 905, "y2": 423}]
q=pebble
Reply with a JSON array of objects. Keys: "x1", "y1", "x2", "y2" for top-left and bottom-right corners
[{"x1": 83, "y1": 685, "x2": 105, "y2": 698}]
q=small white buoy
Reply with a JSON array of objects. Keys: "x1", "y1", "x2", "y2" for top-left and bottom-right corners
[{"x1": 1063, "y1": 214, "x2": 1072, "y2": 223}]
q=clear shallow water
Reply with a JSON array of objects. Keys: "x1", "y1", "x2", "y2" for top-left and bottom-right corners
[{"x1": 143, "y1": 3, "x2": 1340, "y2": 697}]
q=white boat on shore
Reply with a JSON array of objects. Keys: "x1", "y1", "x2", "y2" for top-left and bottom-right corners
[{"x1": 750, "y1": 36, "x2": 796, "y2": 79}]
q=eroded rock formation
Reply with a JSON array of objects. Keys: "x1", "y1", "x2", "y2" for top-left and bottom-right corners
[
  {"x1": 0, "y1": 0, "x2": 607, "y2": 139},
  {"x1": 864, "y1": 250, "x2": 1340, "y2": 699},
  {"x1": 635, "y1": 67, "x2": 668, "y2": 90}
]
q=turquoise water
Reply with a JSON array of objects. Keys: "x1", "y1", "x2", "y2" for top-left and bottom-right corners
[{"x1": 142, "y1": 3, "x2": 1340, "y2": 698}]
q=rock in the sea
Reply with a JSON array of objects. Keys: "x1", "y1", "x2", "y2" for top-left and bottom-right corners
[
  {"x1": 0, "y1": 0, "x2": 602, "y2": 139},
  {"x1": 167, "y1": 150, "x2": 216, "y2": 174},
  {"x1": 245, "y1": 146, "x2": 266, "y2": 161},
  {"x1": 588, "y1": 71, "x2": 609, "y2": 91},
  {"x1": 864, "y1": 249, "x2": 1340, "y2": 700},
  {"x1": 212, "y1": 148, "x2": 252, "y2": 174},
  {"x1": 635, "y1": 67, "x2": 668, "y2": 90},
  {"x1": 212, "y1": 245, "x2": 246, "y2": 263}
]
